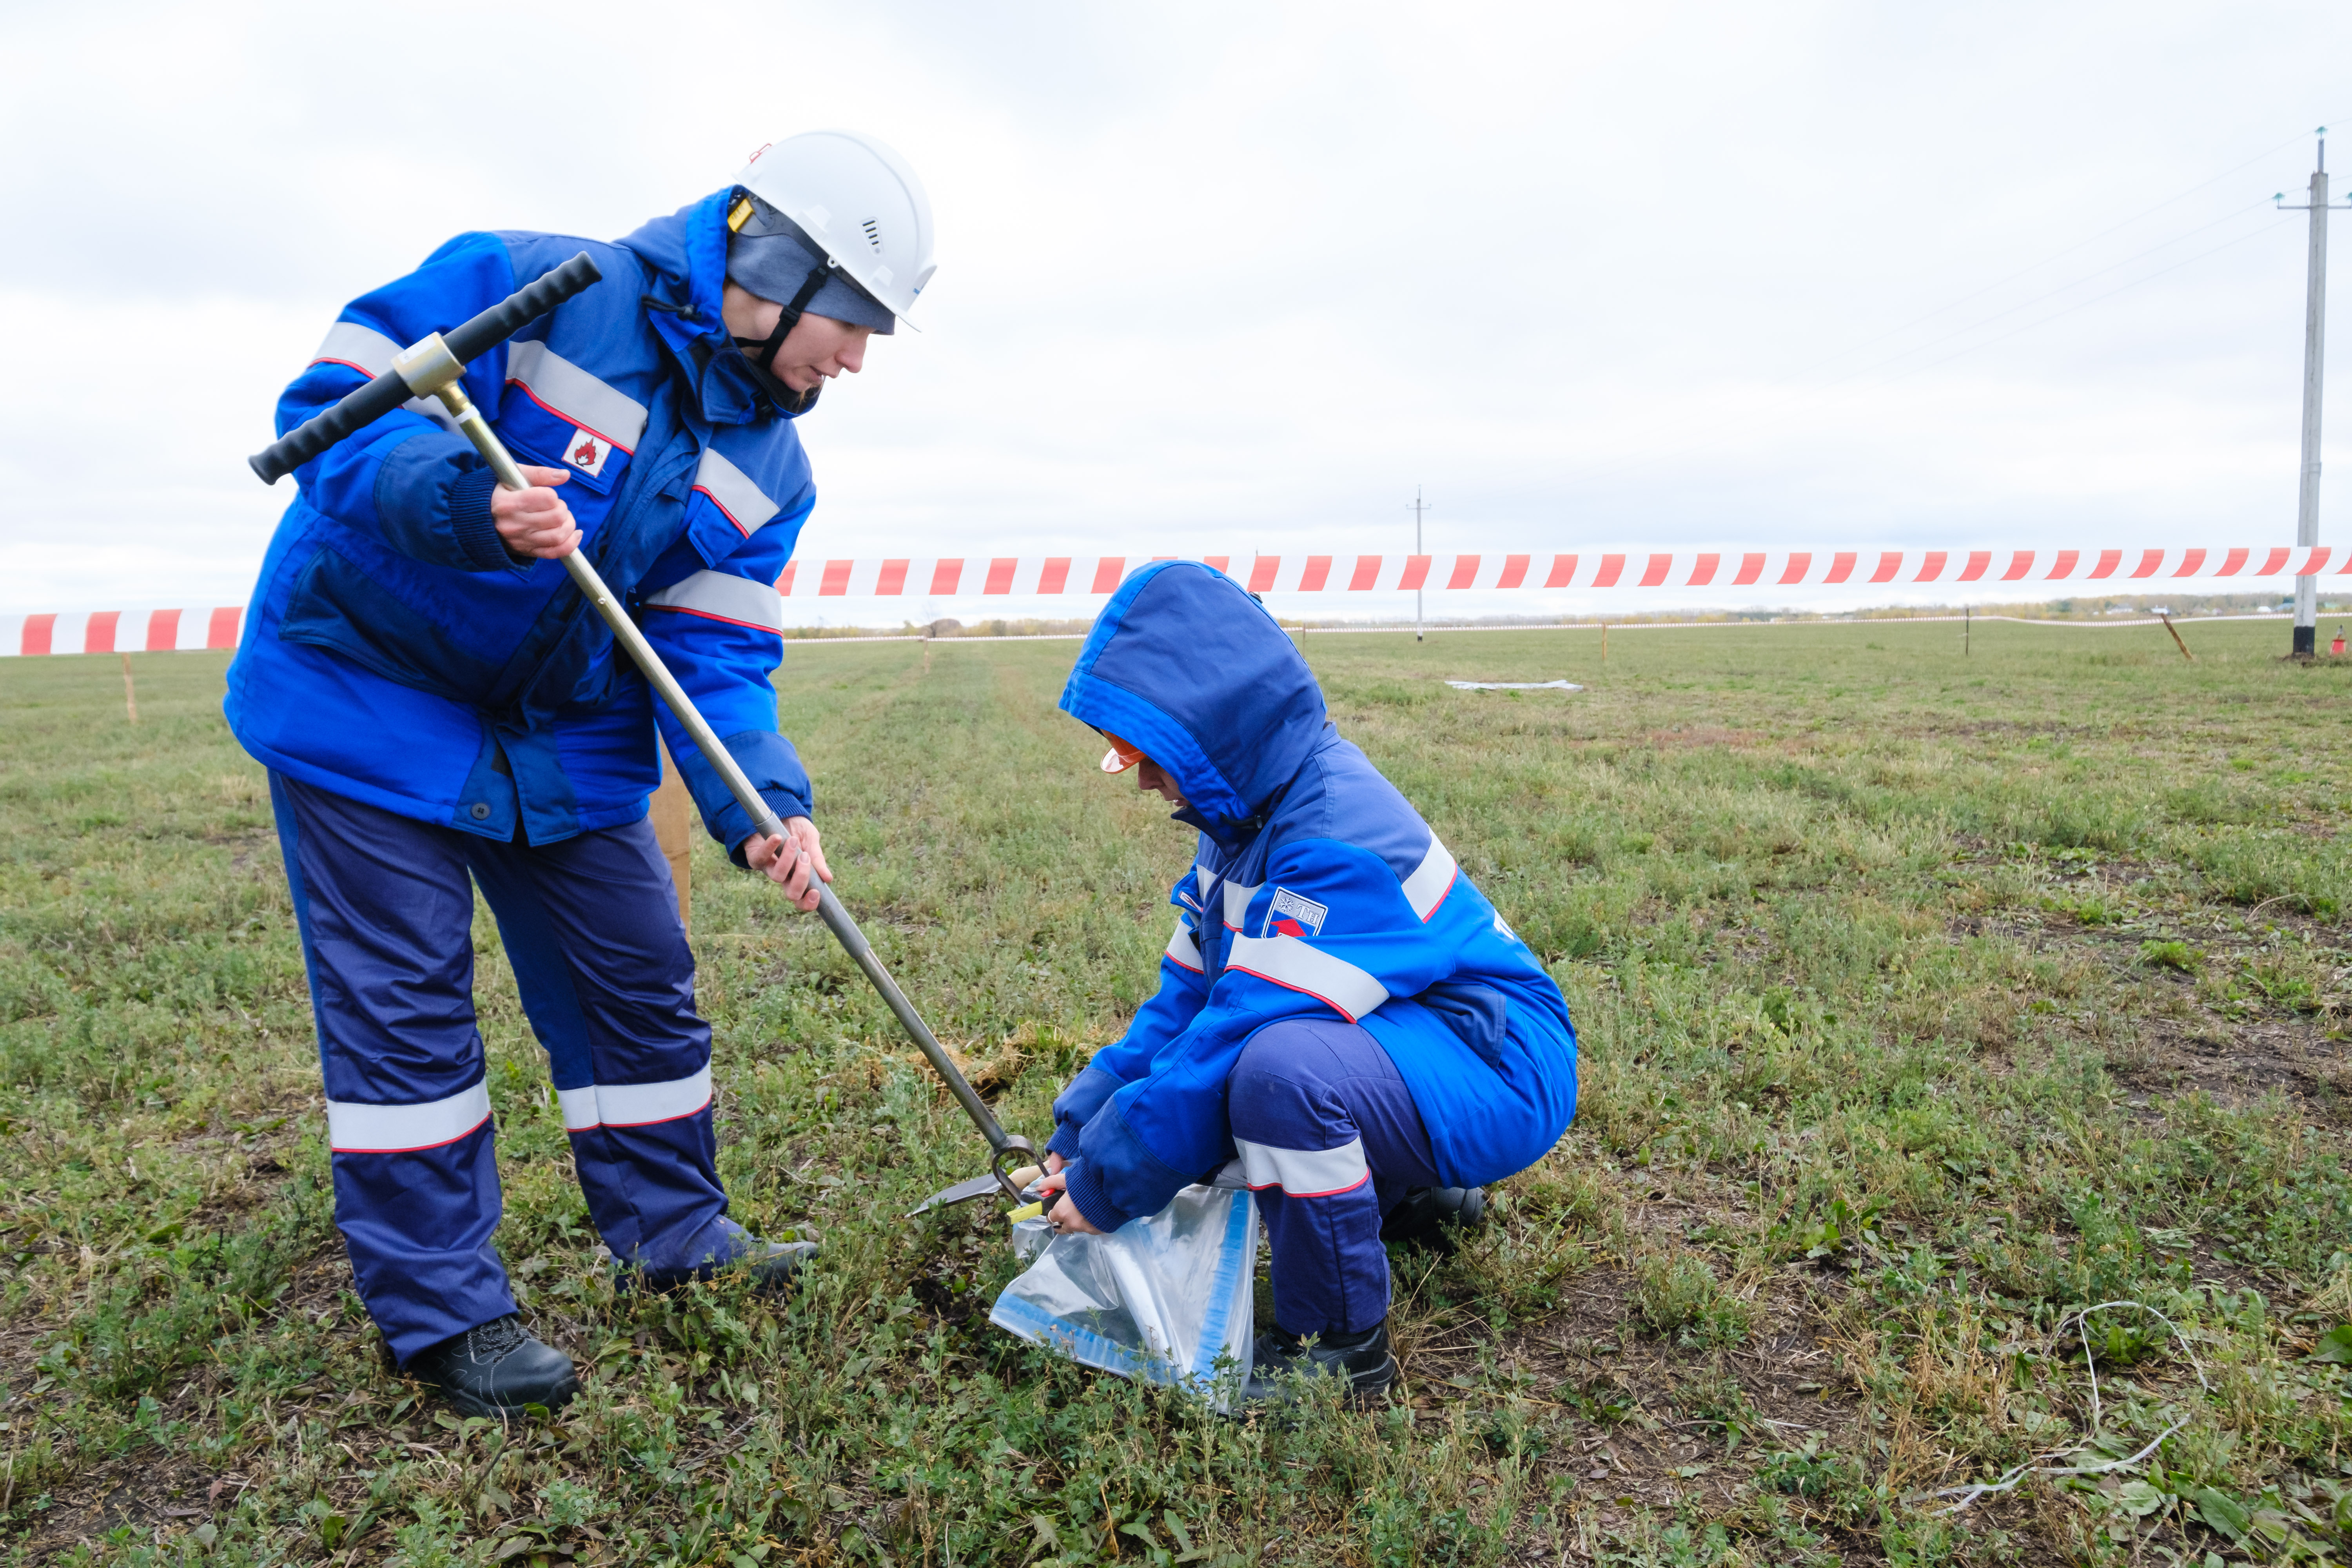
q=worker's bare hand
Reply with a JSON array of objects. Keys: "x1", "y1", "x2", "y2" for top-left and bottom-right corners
[
  {"x1": 492, "y1": 466, "x2": 580, "y2": 560},
  {"x1": 1036, "y1": 1164, "x2": 1105, "y2": 1236},
  {"x1": 745, "y1": 815, "x2": 831, "y2": 911}
]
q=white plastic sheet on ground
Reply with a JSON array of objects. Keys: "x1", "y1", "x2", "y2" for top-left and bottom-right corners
[
  {"x1": 989, "y1": 1184, "x2": 1257, "y2": 1409},
  {"x1": 1444, "y1": 679, "x2": 1584, "y2": 691}
]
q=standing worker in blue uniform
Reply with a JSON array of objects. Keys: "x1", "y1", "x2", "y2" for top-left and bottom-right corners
[
  {"x1": 225, "y1": 131, "x2": 938, "y2": 1416},
  {"x1": 1035, "y1": 563, "x2": 1579, "y2": 1402}
]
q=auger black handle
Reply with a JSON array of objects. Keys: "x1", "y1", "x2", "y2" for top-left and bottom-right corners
[
  {"x1": 248, "y1": 251, "x2": 604, "y2": 485},
  {"x1": 441, "y1": 251, "x2": 604, "y2": 365}
]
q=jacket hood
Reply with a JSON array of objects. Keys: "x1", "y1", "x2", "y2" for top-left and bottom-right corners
[
  {"x1": 615, "y1": 191, "x2": 798, "y2": 426},
  {"x1": 1058, "y1": 561, "x2": 1329, "y2": 831}
]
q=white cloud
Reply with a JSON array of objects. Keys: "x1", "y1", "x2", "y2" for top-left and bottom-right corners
[{"x1": 4, "y1": 0, "x2": 2347, "y2": 615}]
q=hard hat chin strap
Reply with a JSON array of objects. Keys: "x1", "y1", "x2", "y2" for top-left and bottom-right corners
[{"x1": 733, "y1": 261, "x2": 835, "y2": 380}]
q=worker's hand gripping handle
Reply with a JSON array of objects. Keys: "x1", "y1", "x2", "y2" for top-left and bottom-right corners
[{"x1": 247, "y1": 252, "x2": 604, "y2": 485}]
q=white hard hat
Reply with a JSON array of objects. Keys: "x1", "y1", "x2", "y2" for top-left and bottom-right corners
[{"x1": 733, "y1": 130, "x2": 937, "y2": 326}]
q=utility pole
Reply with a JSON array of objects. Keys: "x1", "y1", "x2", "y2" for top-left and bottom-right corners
[
  {"x1": 1409, "y1": 486, "x2": 1430, "y2": 642},
  {"x1": 2279, "y1": 131, "x2": 2350, "y2": 657}
]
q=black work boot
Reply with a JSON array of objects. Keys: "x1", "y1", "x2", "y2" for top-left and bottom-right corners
[
  {"x1": 1379, "y1": 1186, "x2": 1487, "y2": 1253},
  {"x1": 1240, "y1": 1319, "x2": 1397, "y2": 1406},
  {"x1": 407, "y1": 1315, "x2": 579, "y2": 1418}
]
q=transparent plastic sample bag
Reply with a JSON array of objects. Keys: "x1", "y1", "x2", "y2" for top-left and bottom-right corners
[{"x1": 989, "y1": 1183, "x2": 1257, "y2": 1408}]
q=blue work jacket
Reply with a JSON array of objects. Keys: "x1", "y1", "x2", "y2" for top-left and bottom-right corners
[
  {"x1": 225, "y1": 191, "x2": 815, "y2": 853},
  {"x1": 1048, "y1": 562, "x2": 1580, "y2": 1231}
]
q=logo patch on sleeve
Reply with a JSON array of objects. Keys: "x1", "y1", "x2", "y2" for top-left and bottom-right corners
[
  {"x1": 1267, "y1": 887, "x2": 1329, "y2": 939},
  {"x1": 563, "y1": 426, "x2": 610, "y2": 477}
]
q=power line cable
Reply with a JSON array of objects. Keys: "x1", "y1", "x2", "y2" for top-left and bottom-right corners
[
  {"x1": 1559, "y1": 211, "x2": 2299, "y2": 486},
  {"x1": 1823, "y1": 197, "x2": 2281, "y2": 386},
  {"x1": 1875, "y1": 215, "x2": 2298, "y2": 383},
  {"x1": 1552, "y1": 122, "x2": 2333, "y2": 490},
  {"x1": 1797, "y1": 121, "x2": 2333, "y2": 377}
]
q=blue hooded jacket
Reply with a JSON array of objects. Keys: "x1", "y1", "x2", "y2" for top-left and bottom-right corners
[
  {"x1": 225, "y1": 191, "x2": 816, "y2": 855},
  {"x1": 1050, "y1": 562, "x2": 1579, "y2": 1232}
]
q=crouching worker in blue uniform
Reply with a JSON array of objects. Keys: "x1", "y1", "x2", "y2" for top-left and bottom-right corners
[
  {"x1": 224, "y1": 132, "x2": 939, "y2": 1417},
  {"x1": 1034, "y1": 563, "x2": 1579, "y2": 1404}
]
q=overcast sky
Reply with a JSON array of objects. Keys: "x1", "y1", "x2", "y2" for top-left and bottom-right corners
[{"x1": 3, "y1": 0, "x2": 2348, "y2": 621}]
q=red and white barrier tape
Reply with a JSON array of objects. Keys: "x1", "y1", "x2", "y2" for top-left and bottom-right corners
[
  {"x1": 6, "y1": 546, "x2": 2336, "y2": 656},
  {"x1": 774, "y1": 545, "x2": 2342, "y2": 598},
  {"x1": 3, "y1": 607, "x2": 244, "y2": 658}
]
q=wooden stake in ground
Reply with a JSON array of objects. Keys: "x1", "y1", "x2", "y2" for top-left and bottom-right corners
[
  {"x1": 1601, "y1": 622, "x2": 1609, "y2": 663},
  {"x1": 650, "y1": 745, "x2": 694, "y2": 933},
  {"x1": 2159, "y1": 612, "x2": 2195, "y2": 662},
  {"x1": 120, "y1": 653, "x2": 138, "y2": 724},
  {"x1": 1964, "y1": 605, "x2": 1971, "y2": 657}
]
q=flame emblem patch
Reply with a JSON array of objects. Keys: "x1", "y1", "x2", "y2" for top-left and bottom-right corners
[{"x1": 564, "y1": 427, "x2": 610, "y2": 478}]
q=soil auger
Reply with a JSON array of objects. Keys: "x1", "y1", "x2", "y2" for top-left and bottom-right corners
[{"x1": 250, "y1": 254, "x2": 1038, "y2": 1209}]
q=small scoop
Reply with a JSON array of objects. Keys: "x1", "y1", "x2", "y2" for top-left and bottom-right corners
[{"x1": 908, "y1": 1165, "x2": 1044, "y2": 1219}]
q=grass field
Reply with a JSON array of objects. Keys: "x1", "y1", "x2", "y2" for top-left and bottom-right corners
[{"x1": 5, "y1": 616, "x2": 2352, "y2": 1567}]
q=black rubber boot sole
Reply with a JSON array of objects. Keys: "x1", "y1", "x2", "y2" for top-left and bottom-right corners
[{"x1": 434, "y1": 1368, "x2": 581, "y2": 1420}]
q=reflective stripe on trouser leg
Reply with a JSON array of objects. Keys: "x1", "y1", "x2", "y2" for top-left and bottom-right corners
[
  {"x1": 330, "y1": 1122, "x2": 509, "y2": 1364},
  {"x1": 268, "y1": 772, "x2": 517, "y2": 1363},
  {"x1": 463, "y1": 814, "x2": 730, "y2": 1274},
  {"x1": 1227, "y1": 1016, "x2": 1442, "y2": 1338}
]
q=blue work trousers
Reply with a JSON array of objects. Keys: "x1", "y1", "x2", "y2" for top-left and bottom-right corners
[
  {"x1": 1228, "y1": 1018, "x2": 1442, "y2": 1338},
  {"x1": 269, "y1": 772, "x2": 731, "y2": 1362}
]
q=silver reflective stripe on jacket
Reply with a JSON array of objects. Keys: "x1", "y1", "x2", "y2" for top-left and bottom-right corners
[
  {"x1": 691, "y1": 448, "x2": 780, "y2": 536},
  {"x1": 310, "y1": 320, "x2": 456, "y2": 431},
  {"x1": 313, "y1": 320, "x2": 399, "y2": 377},
  {"x1": 1224, "y1": 932, "x2": 1390, "y2": 1023},
  {"x1": 505, "y1": 339, "x2": 650, "y2": 452},
  {"x1": 1401, "y1": 836, "x2": 1458, "y2": 921},
  {"x1": 1165, "y1": 917, "x2": 1204, "y2": 973},
  {"x1": 645, "y1": 571, "x2": 786, "y2": 633}
]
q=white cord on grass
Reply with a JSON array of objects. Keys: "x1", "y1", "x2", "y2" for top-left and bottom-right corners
[{"x1": 1919, "y1": 1301, "x2": 2209, "y2": 1515}]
